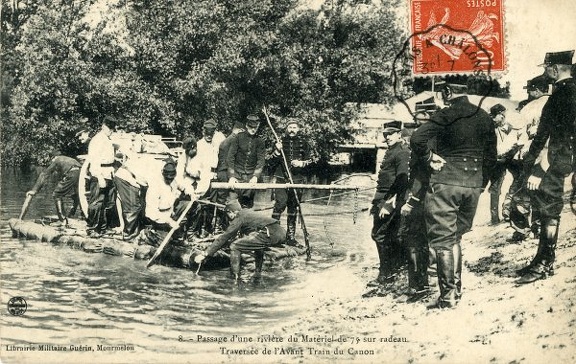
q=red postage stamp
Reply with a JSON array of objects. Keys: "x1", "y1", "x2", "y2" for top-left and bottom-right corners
[{"x1": 409, "y1": 0, "x2": 505, "y2": 75}]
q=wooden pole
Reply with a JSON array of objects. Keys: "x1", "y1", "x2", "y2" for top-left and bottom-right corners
[
  {"x1": 146, "y1": 199, "x2": 196, "y2": 269},
  {"x1": 262, "y1": 106, "x2": 313, "y2": 259},
  {"x1": 210, "y1": 182, "x2": 358, "y2": 190}
]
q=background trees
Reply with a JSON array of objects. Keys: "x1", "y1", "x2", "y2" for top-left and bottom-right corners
[{"x1": 1, "y1": 0, "x2": 404, "y2": 167}]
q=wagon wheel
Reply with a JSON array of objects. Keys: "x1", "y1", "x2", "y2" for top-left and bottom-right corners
[{"x1": 78, "y1": 160, "x2": 90, "y2": 218}]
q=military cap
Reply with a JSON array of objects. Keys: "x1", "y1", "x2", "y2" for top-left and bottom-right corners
[
  {"x1": 102, "y1": 115, "x2": 118, "y2": 130},
  {"x1": 539, "y1": 50, "x2": 574, "y2": 66},
  {"x1": 246, "y1": 115, "x2": 260, "y2": 128},
  {"x1": 489, "y1": 103, "x2": 506, "y2": 117},
  {"x1": 524, "y1": 75, "x2": 549, "y2": 92},
  {"x1": 182, "y1": 137, "x2": 197, "y2": 152},
  {"x1": 382, "y1": 120, "x2": 402, "y2": 134},
  {"x1": 203, "y1": 119, "x2": 217, "y2": 130},
  {"x1": 285, "y1": 118, "x2": 300, "y2": 127},
  {"x1": 225, "y1": 199, "x2": 242, "y2": 212},
  {"x1": 162, "y1": 158, "x2": 177, "y2": 178}
]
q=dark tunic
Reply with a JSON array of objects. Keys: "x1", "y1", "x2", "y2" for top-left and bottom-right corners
[
  {"x1": 31, "y1": 156, "x2": 81, "y2": 198},
  {"x1": 226, "y1": 131, "x2": 266, "y2": 179},
  {"x1": 410, "y1": 96, "x2": 497, "y2": 250},
  {"x1": 204, "y1": 210, "x2": 285, "y2": 256},
  {"x1": 523, "y1": 77, "x2": 576, "y2": 219}
]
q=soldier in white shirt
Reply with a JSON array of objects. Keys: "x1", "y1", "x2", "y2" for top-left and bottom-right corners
[{"x1": 86, "y1": 116, "x2": 118, "y2": 237}]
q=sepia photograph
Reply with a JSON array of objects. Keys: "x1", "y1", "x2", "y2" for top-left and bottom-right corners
[{"x1": 1, "y1": 0, "x2": 575, "y2": 363}]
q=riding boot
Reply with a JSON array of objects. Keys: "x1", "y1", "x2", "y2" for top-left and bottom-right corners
[
  {"x1": 433, "y1": 249, "x2": 458, "y2": 308},
  {"x1": 285, "y1": 213, "x2": 298, "y2": 246},
  {"x1": 452, "y1": 243, "x2": 462, "y2": 300},
  {"x1": 367, "y1": 244, "x2": 394, "y2": 287},
  {"x1": 490, "y1": 192, "x2": 500, "y2": 225},
  {"x1": 405, "y1": 246, "x2": 432, "y2": 302},
  {"x1": 517, "y1": 218, "x2": 558, "y2": 284},
  {"x1": 229, "y1": 249, "x2": 242, "y2": 282}
]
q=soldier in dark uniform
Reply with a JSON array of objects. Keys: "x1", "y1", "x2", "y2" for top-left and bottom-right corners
[
  {"x1": 269, "y1": 119, "x2": 314, "y2": 245},
  {"x1": 195, "y1": 199, "x2": 286, "y2": 282},
  {"x1": 226, "y1": 115, "x2": 266, "y2": 208},
  {"x1": 517, "y1": 50, "x2": 576, "y2": 284},
  {"x1": 411, "y1": 84, "x2": 497, "y2": 308},
  {"x1": 399, "y1": 111, "x2": 435, "y2": 302},
  {"x1": 368, "y1": 120, "x2": 410, "y2": 289}
]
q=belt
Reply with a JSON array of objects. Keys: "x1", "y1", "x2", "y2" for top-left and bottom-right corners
[{"x1": 101, "y1": 163, "x2": 114, "y2": 167}]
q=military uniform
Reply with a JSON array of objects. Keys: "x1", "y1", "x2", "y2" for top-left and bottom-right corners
[
  {"x1": 269, "y1": 133, "x2": 313, "y2": 243},
  {"x1": 226, "y1": 131, "x2": 266, "y2": 208},
  {"x1": 370, "y1": 139, "x2": 410, "y2": 286},
  {"x1": 411, "y1": 95, "x2": 497, "y2": 307},
  {"x1": 518, "y1": 76, "x2": 576, "y2": 282}
]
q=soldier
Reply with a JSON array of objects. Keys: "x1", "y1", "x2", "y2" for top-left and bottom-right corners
[
  {"x1": 86, "y1": 116, "x2": 118, "y2": 237},
  {"x1": 226, "y1": 115, "x2": 266, "y2": 208},
  {"x1": 270, "y1": 119, "x2": 314, "y2": 246},
  {"x1": 399, "y1": 111, "x2": 435, "y2": 303},
  {"x1": 368, "y1": 120, "x2": 410, "y2": 289},
  {"x1": 507, "y1": 75, "x2": 551, "y2": 242},
  {"x1": 194, "y1": 199, "x2": 286, "y2": 282},
  {"x1": 516, "y1": 50, "x2": 576, "y2": 284},
  {"x1": 411, "y1": 83, "x2": 497, "y2": 308},
  {"x1": 22, "y1": 156, "x2": 82, "y2": 225}
]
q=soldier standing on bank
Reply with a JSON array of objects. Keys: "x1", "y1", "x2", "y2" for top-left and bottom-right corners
[
  {"x1": 368, "y1": 120, "x2": 410, "y2": 289},
  {"x1": 269, "y1": 119, "x2": 314, "y2": 246},
  {"x1": 411, "y1": 83, "x2": 497, "y2": 309},
  {"x1": 516, "y1": 50, "x2": 576, "y2": 284}
]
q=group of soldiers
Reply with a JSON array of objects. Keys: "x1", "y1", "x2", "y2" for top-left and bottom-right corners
[
  {"x1": 370, "y1": 50, "x2": 576, "y2": 309},
  {"x1": 23, "y1": 113, "x2": 315, "y2": 280}
]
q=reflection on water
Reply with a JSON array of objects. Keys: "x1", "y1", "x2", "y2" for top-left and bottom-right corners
[{"x1": 0, "y1": 167, "x2": 376, "y2": 357}]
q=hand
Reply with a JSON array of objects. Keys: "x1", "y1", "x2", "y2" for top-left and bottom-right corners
[
  {"x1": 526, "y1": 175, "x2": 542, "y2": 190},
  {"x1": 429, "y1": 153, "x2": 446, "y2": 172},
  {"x1": 291, "y1": 160, "x2": 304, "y2": 168},
  {"x1": 26, "y1": 191, "x2": 36, "y2": 197},
  {"x1": 228, "y1": 177, "x2": 238, "y2": 184},
  {"x1": 249, "y1": 176, "x2": 258, "y2": 184},
  {"x1": 275, "y1": 142, "x2": 283, "y2": 151},
  {"x1": 378, "y1": 206, "x2": 391, "y2": 218},
  {"x1": 211, "y1": 172, "x2": 218, "y2": 180},
  {"x1": 169, "y1": 219, "x2": 180, "y2": 230},
  {"x1": 194, "y1": 254, "x2": 206, "y2": 264},
  {"x1": 400, "y1": 203, "x2": 413, "y2": 216}
]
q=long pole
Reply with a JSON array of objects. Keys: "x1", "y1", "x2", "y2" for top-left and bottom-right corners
[
  {"x1": 146, "y1": 199, "x2": 196, "y2": 268},
  {"x1": 262, "y1": 106, "x2": 311, "y2": 259},
  {"x1": 210, "y1": 182, "x2": 358, "y2": 190}
]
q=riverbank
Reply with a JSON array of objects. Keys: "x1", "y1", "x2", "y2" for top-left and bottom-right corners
[{"x1": 269, "y1": 191, "x2": 576, "y2": 363}]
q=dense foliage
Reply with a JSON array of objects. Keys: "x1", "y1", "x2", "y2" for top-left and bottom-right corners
[{"x1": 1, "y1": 0, "x2": 404, "y2": 167}]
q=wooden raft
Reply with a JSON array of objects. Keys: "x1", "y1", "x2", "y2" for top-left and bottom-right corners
[{"x1": 7, "y1": 218, "x2": 306, "y2": 271}]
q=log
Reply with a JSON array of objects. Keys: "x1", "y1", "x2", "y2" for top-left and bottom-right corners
[{"x1": 210, "y1": 182, "x2": 358, "y2": 190}]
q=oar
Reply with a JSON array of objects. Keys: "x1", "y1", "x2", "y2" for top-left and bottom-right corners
[
  {"x1": 18, "y1": 193, "x2": 34, "y2": 220},
  {"x1": 146, "y1": 199, "x2": 196, "y2": 269},
  {"x1": 262, "y1": 105, "x2": 311, "y2": 259}
]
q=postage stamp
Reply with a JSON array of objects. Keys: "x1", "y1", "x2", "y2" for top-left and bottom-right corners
[{"x1": 409, "y1": 0, "x2": 505, "y2": 75}]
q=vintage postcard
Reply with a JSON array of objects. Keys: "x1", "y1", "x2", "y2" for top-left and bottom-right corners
[{"x1": 1, "y1": 0, "x2": 575, "y2": 363}]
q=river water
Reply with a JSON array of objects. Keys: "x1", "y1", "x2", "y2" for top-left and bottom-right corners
[{"x1": 0, "y1": 168, "x2": 377, "y2": 362}]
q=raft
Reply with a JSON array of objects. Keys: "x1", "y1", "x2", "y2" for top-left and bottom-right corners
[{"x1": 7, "y1": 218, "x2": 306, "y2": 271}]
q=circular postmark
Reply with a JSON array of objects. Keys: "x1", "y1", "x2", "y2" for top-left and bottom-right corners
[{"x1": 7, "y1": 296, "x2": 27, "y2": 316}]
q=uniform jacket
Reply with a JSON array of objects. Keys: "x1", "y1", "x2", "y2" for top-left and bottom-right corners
[
  {"x1": 270, "y1": 134, "x2": 313, "y2": 180},
  {"x1": 31, "y1": 156, "x2": 81, "y2": 193},
  {"x1": 524, "y1": 77, "x2": 576, "y2": 177},
  {"x1": 372, "y1": 142, "x2": 410, "y2": 213},
  {"x1": 226, "y1": 131, "x2": 266, "y2": 179},
  {"x1": 204, "y1": 210, "x2": 281, "y2": 256},
  {"x1": 410, "y1": 96, "x2": 497, "y2": 188}
]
